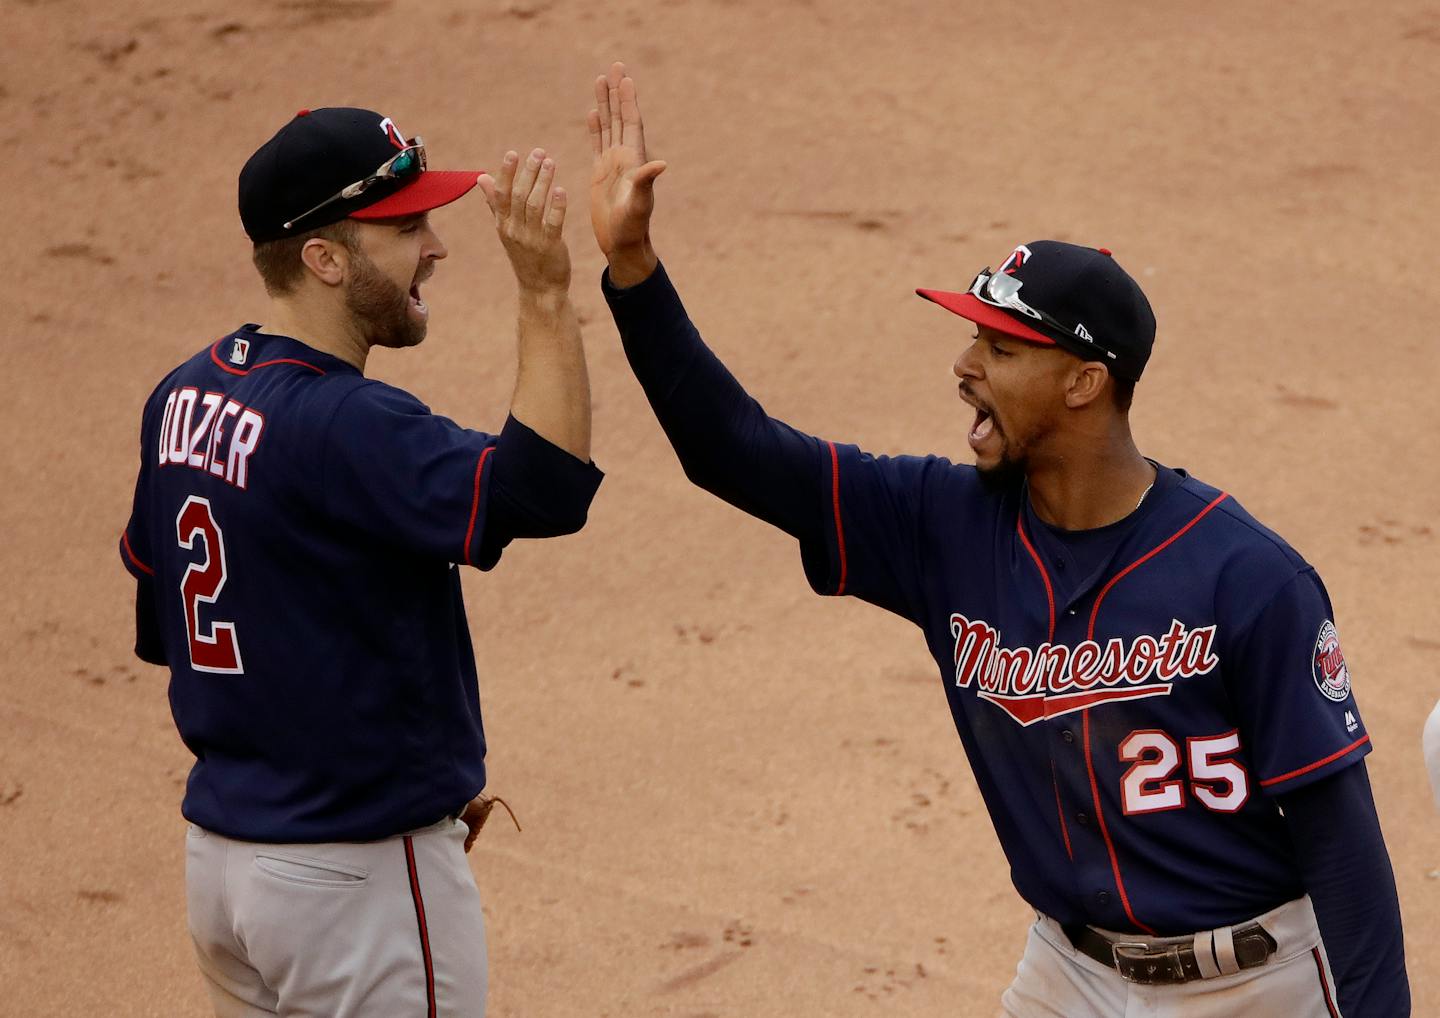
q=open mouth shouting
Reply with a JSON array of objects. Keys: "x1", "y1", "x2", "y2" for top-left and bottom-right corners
[
  {"x1": 409, "y1": 268, "x2": 432, "y2": 320},
  {"x1": 959, "y1": 383, "x2": 1000, "y2": 455}
]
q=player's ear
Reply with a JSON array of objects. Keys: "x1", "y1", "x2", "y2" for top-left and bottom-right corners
[
  {"x1": 1064, "y1": 361, "x2": 1110, "y2": 409},
  {"x1": 298, "y1": 236, "x2": 348, "y2": 288}
]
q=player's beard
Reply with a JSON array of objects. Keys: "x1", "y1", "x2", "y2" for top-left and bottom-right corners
[
  {"x1": 976, "y1": 446, "x2": 1027, "y2": 493},
  {"x1": 345, "y1": 246, "x2": 427, "y2": 350}
]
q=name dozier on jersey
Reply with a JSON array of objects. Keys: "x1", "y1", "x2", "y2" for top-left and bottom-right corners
[{"x1": 155, "y1": 385, "x2": 265, "y2": 489}]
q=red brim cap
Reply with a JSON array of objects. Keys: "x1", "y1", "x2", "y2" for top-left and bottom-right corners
[
  {"x1": 914, "y1": 289, "x2": 1057, "y2": 346},
  {"x1": 349, "y1": 170, "x2": 481, "y2": 221}
]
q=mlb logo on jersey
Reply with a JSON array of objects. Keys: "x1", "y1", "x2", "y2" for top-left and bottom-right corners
[
  {"x1": 230, "y1": 338, "x2": 250, "y2": 366},
  {"x1": 1312, "y1": 619, "x2": 1351, "y2": 702}
]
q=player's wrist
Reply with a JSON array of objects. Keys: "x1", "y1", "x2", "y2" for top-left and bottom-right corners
[
  {"x1": 516, "y1": 285, "x2": 572, "y2": 315},
  {"x1": 606, "y1": 240, "x2": 657, "y2": 289}
]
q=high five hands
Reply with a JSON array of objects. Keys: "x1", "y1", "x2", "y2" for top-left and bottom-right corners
[
  {"x1": 588, "y1": 62, "x2": 666, "y2": 287},
  {"x1": 476, "y1": 62, "x2": 663, "y2": 292},
  {"x1": 477, "y1": 148, "x2": 571, "y2": 296}
]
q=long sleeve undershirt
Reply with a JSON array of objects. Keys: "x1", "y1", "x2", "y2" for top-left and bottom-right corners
[{"x1": 1278, "y1": 763, "x2": 1410, "y2": 1016}]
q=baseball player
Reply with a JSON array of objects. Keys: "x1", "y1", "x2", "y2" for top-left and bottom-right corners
[
  {"x1": 586, "y1": 64, "x2": 1408, "y2": 1015},
  {"x1": 118, "y1": 107, "x2": 601, "y2": 1017}
]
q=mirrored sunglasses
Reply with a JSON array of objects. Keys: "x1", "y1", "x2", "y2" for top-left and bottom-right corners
[
  {"x1": 969, "y1": 268, "x2": 1116, "y2": 363},
  {"x1": 283, "y1": 138, "x2": 427, "y2": 232}
]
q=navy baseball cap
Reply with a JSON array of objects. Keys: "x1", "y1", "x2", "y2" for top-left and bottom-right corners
[
  {"x1": 917, "y1": 241, "x2": 1156, "y2": 381},
  {"x1": 239, "y1": 107, "x2": 480, "y2": 243}
]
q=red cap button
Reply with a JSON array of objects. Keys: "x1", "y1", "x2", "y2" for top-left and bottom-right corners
[
  {"x1": 296, "y1": 108, "x2": 311, "y2": 117},
  {"x1": 1098, "y1": 247, "x2": 1113, "y2": 256}
]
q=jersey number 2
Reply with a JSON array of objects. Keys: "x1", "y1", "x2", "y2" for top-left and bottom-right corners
[
  {"x1": 176, "y1": 496, "x2": 244, "y2": 674},
  {"x1": 1119, "y1": 730, "x2": 1248, "y2": 815}
]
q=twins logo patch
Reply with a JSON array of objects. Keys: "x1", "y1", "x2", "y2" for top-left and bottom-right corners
[{"x1": 1312, "y1": 620, "x2": 1351, "y2": 702}]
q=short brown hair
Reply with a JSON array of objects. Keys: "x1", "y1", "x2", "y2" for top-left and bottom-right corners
[{"x1": 250, "y1": 219, "x2": 358, "y2": 297}]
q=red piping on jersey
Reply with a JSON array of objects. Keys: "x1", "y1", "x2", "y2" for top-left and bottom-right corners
[
  {"x1": 1085, "y1": 491, "x2": 1229, "y2": 641},
  {"x1": 826, "y1": 441, "x2": 848, "y2": 595},
  {"x1": 1259, "y1": 734, "x2": 1371, "y2": 788},
  {"x1": 469, "y1": 449, "x2": 504, "y2": 570},
  {"x1": 1084, "y1": 711, "x2": 1156, "y2": 935},
  {"x1": 1311, "y1": 947, "x2": 1340, "y2": 1017},
  {"x1": 209, "y1": 342, "x2": 326, "y2": 377},
  {"x1": 120, "y1": 531, "x2": 154, "y2": 576},
  {"x1": 403, "y1": 836, "x2": 438, "y2": 1018},
  {"x1": 1051, "y1": 762, "x2": 1073, "y2": 860},
  {"x1": 1075, "y1": 489, "x2": 1228, "y2": 938},
  {"x1": 462, "y1": 446, "x2": 494, "y2": 566},
  {"x1": 1016, "y1": 516, "x2": 1056, "y2": 641},
  {"x1": 1024, "y1": 519, "x2": 1072, "y2": 860}
]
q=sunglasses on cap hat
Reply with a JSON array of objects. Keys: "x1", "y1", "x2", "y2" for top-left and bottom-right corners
[
  {"x1": 282, "y1": 137, "x2": 427, "y2": 232},
  {"x1": 969, "y1": 267, "x2": 1118, "y2": 365}
]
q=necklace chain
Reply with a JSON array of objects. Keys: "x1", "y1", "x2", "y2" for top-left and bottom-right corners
[{"x1": 1134, "y1": 480, "x2": 1155, "y2": 512}]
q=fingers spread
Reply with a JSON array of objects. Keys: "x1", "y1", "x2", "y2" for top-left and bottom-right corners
[
  {"x1": 510, "y1": 148, "x2": 544, "y2": 223},
  {"x1": 618, "y1": 76, "x2": 645, "y2": 157},
  {"x1": 607, "y1": 62, "x2": 625, "y2": 147},
  {"x1": 543, "y1": 187, "x2": 567, "y2": 240},
  {"x1": 491, "y1": 151, "x2": 519, "y2": 220},
  {"x1": 527, "y1": 156, "x2": 555, "y2": 224},
  {"x1": 594, "y1": 75, "x2": 612, "y2": 149},
  {"x1": 476, "y1": 173, "x2": 500, "y2": 215},
  {"x1": 586, "y1": 109, "x2": 603, "y2": 156}
]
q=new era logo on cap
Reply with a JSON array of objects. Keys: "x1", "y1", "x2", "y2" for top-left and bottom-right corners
[
  {"x1": 916, "y1": 240, "x2": 1157, "y2": 381},
  {"x1": 238, "y1": 107, "x2": 481, "y2": 243}
]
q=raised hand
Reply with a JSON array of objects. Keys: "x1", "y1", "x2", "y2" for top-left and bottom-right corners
[
  {"x1": 588, "y1": 62, "x2": 666, "y2": 286},
  {"x1": 477, "y1": 147, "x2": 570, "y2": 295}
]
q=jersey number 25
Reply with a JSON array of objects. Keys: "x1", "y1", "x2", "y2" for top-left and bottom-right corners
[
  {"x1": 1119, "y1": 730, "x2": 1249, "y2": 815},
  {"x1": 175, "y1": 495, "x2": 244, "y2": 674}
]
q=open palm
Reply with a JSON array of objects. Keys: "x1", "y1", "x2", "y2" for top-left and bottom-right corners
[{"x1": 588, "y1": 62, "x2": 666, "y2": 258}]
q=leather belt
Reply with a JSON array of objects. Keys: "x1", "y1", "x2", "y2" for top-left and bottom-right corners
[{"x1": 1061, "y1": 921, "x2": 1278, "y2": 985}]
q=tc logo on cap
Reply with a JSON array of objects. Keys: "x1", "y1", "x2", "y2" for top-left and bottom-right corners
[
  {"x1": 998, "y1": 244, "x2": 1031, "y2": 277},
  {"x1": 378, "y1": 116, "x2": 406, "y2": 150}
]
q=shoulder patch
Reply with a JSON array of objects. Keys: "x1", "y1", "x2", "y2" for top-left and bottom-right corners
[{"x1": 1312, "y1": 620, "x2": 1351, "y2": 702}]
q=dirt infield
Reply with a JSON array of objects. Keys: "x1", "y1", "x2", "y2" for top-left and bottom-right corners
[{"x1": 3, "y1": 0, "x2": 1438, "y2": 1014}]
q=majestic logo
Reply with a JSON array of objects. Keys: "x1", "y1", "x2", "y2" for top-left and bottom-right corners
[
  {"x1": 378, "y1": 115, "x2": 406, "y2": 150},
  {"x1": 1345, "y1": 710, "x2": 1359, "y2": 734},
  {"x1": 950, "y1": 613, "x2": 1219, "y2": 726},
  {"x1": 1312, "y1": 620, "x2": 1351, "y2": 702},
  {"x1": 229, "y1": 337, "x2": 249, "y2": 366}
]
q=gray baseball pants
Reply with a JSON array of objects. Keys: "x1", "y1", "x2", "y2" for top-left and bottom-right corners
[
  {"x1": 185, "y1": 816, "x2": 487, "y2": 1017},
  {"x1": 1000, "y1": 895, "x2": 1341, "y2": 1017}
]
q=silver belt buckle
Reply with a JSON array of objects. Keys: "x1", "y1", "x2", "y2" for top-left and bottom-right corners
[{"x1": 1112, "y1": 942, "x2": 1186, "y2": 985}]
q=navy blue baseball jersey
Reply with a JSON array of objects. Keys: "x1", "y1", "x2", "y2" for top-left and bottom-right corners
[
  {"x1": 120, "y1": 326, "x2": 602, "y2": 843},
  {"x1": 605, "y1": 264, "x2": 1374, "y2": 937}
]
